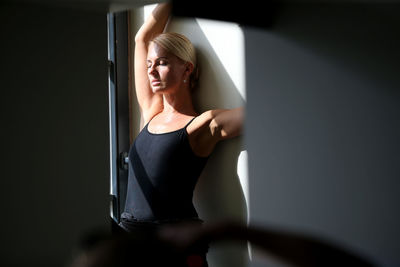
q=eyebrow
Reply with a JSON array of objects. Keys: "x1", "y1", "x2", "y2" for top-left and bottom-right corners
[{"x1": 147, "y1": 56, "x2": 168, "y2": 62}]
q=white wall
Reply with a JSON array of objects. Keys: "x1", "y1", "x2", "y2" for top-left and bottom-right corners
[{"x1": 131, "y1": 5, "x2": 249, "y2": 267}]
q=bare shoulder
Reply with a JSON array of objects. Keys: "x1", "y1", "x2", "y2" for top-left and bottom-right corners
[{"x1": 186, "y1": 109, "x2": 227, "y2": 157}]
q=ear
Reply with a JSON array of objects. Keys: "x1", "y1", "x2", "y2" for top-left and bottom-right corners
[{"x1": 184, "y1": 62, "x2": 194, "y2": 76}]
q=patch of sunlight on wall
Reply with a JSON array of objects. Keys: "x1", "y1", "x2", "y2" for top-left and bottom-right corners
[
  {"x1": 194, "y1": 18, "x2": 249, "y2": 217},
  {"x1": 144, "y1": 4, "x2": 156, "y2": 20},
  {"x1": 238, "y1": 150, "x2": 249, "y2": 222},
  {"x1": 195, "y1": 18, "x2": 246, "y2": 100}
]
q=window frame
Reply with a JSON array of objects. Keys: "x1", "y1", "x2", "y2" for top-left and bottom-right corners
[{"x1": 107, "y1": 11, "x2": 130, "y2": 224}]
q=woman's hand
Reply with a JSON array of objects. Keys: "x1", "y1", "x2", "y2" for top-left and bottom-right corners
[{"x1": 135, "y1": 2, "x2": 172, "y2": 43}]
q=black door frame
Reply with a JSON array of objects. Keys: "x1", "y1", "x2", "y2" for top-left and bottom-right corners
[{"x1": 107, "y1": 11, "x2": 129, "y2": 225}]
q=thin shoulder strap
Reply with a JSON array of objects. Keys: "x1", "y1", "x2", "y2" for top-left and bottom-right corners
[
  {"x1": 143, "y1": 119, "x2": 151, "y2": 131},
  {"x1": 144, "y1": 113, "x2": 158, "y2": 130},
  {"x1": 184, "y1": 116, "x2": 197, "y2": 129}
]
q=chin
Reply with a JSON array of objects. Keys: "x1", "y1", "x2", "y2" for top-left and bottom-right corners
[
  {"x1": 152, "y1": 86, "x2": 166, "y2": 94},
  {"x1": 152, "y1": 85, "x2": 175, "y2": 95}
]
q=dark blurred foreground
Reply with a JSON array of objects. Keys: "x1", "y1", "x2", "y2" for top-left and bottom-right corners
[{"x1": 69, "y1": 220, "x2": 376, "y2": 267}]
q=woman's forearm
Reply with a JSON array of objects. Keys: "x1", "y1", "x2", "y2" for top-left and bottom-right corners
[
  {"x1": 135, "y1": 2, "x2": 172, "y2": 42},
  {"x1": 211, "y1": 107, "x2": 244, "y2": 140}
]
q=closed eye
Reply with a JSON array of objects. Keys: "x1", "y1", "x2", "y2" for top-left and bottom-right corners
[
  {"x1": 158, "y1": 59, "x2": 168, "y2": 66},
  {"x1": 147, "y1": 57, "x2": 168, "y2": 69}
]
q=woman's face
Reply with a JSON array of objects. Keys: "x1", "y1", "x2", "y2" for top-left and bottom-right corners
[{"x1": 147, "y1": 42, "x2": 186, "y2": 94}]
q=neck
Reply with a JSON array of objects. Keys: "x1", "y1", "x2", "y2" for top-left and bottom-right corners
[{"x1": 161, "y1": 87, "x2": 196, "y2": 116}]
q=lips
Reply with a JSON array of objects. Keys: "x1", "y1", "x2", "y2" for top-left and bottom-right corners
[{"x1": 151, "y1": 80, "x2": 161, "y2": 86}]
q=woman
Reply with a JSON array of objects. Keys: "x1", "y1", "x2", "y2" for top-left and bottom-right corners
[{"x1": 118, "y1": 2, "x2": 244, "y2": 266}]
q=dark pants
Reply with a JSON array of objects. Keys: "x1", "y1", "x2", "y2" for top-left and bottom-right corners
[{"x1": 115, "y1": 213, "x2": 209, "y2": 267}]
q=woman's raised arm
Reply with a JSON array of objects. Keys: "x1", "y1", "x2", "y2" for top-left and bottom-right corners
[{"x1": 134, "y1": 3, "x2": 171, "y2": 125}]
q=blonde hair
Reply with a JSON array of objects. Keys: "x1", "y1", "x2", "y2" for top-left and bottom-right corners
[{"x1": 150, "y1": 32, "x2": 199, "y2": 90}]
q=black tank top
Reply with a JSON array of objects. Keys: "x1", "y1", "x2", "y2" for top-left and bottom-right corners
[{"x1": 123, "y1": 117, "x2": 208, "y2": 222}]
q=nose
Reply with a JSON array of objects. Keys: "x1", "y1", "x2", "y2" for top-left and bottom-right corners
[{"x1": 148, "y1": 64, "x2": 157, "y2": 76}]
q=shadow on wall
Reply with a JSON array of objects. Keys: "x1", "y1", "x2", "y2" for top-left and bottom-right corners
[
  {"x1": 269, "y1": 4, "x2": 400, "y2": 94},
  {"x1": 244, "y1": 3, "x2": 400, "y2": 266},
  {"x1": 167, "y1": 18, "x2": 248, "y2": 267}
]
